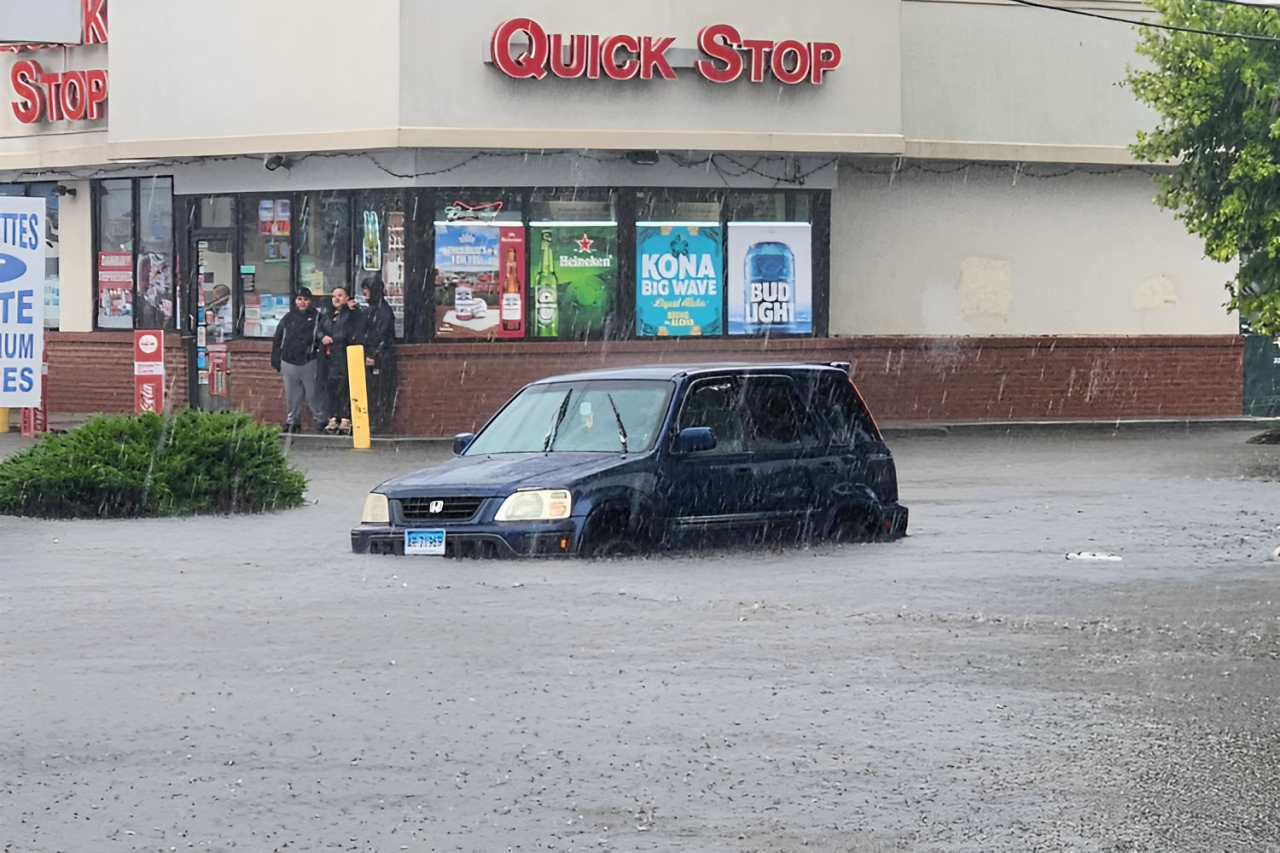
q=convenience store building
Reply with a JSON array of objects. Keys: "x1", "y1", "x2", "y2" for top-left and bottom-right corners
[{"x1": 0, "y1": 0, "x2": 1245, "y2": 434}]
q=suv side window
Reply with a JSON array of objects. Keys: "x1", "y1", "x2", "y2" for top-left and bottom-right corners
[
  {"x1": 742, "y1": 376, "x2": 823, "y2": 453},
  {"x1": 812, "y1": 373, "x2": 879, "y2": 447},
  {"x1": 676, "y1": 378, "x2": 745, "y2": 454}
]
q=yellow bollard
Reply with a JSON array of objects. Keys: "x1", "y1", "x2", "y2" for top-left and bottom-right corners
[
  {"x1": 346, "y1": 344, "x2": 371, "y2": 450},
  {"x1": 0, "y1": 407, "x2": 8, "y2": 433}
]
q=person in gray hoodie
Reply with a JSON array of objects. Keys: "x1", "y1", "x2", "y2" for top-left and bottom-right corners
[{"x1": 270, "y1": 287, "x2": 330, "y2": 433}]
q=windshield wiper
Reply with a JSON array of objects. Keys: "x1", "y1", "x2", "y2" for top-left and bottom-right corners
[
  {"x1": 606, "y1": 393, "x2": 628, "y2": 453},
  {"x1": 542, "y1": 390, "x2": 573, "y2": 451}
]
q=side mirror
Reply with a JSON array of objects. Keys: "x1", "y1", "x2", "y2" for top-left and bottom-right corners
[
  {"x1": 676, "y1": 426, "x2": 716, "y2": 453},
  {"x1": 453, "y1": 433, "x2": 475, "y2": 455}
]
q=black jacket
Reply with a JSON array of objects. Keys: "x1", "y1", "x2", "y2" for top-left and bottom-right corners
[
  {"x1": 327, "y1": 302, "x2": 366, "y2": 377},
  {"x1": 271, "y1": 304, "x2": 329, "y2": 370},
  {"x1": 363, "y1": 297, "x2": 396, "y2": 364}
]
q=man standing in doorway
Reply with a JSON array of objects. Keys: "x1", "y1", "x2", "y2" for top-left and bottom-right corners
[
  {"x1": 270, "y1": 287, "x2": 330, "y2": 433},
  {"x1": 361, "y1": 276, "x2": 397, "y2": 434}
]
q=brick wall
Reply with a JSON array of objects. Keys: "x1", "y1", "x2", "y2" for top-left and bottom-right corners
[
  {"x1": 42, "y1": 333, "x2": 1244, "y2": 433},
  {"x1": 44, "y1": 332, "x2": 189, "y2": 416}
]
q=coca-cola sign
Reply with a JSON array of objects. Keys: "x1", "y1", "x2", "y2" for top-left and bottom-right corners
[{"x1": 489, "y1": 19, "x2": 840, "y2": 85}]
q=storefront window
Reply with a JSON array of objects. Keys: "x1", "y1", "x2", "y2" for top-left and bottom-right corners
[
  {"x1": 297, "y1": 190, "x2": 350, "y2": 301},
  {"x1": 136, "y1": 177, "x2": 175, "y2": 330},
  {"x1": 239, "y1": 194, "x2": 293, "y2": 338},
  {"x1": 632, "y1": 188, "x2": 817, "y2": 339},
  {"x1": 0, "y1": 183, "x2": 59, "y2": 329},
  {"x1": 352, "y1": 189, "x2": 405, "y2": 336},
  {"x1": 96, "y1": 179, "x2": 135, "y2": 329},
  {"x1": 432, "y1": 189, "x2": 524, "y2": 341}
]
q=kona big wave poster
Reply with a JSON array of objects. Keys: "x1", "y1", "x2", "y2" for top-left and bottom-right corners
[
  {"x1": 0, "y1": 196, "x2": 45, "y2": 406},
  {"x1": 727, "y1": 222, "x2": 812, "y2": 335},
  {"x1": 635, "y1": 222, "x2": 723, "y2": 337}
]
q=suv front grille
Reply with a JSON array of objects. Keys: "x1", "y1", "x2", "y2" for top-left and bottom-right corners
[{"x1": 400, "y1": 497, "x2": 485, "y2": 522}]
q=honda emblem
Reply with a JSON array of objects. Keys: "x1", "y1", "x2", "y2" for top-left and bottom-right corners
[{"x1": 429, "y1": 500, "x2": 444, "y2": 514}]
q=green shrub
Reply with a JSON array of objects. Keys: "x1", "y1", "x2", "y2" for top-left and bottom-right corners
[{"x1": 0, "y1": 410, "x2": 307, "y2": 518}]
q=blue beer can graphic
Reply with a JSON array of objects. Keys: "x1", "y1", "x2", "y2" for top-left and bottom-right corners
[{"x1": 744, "y1": 241, "x2": 800, "y2": 334}]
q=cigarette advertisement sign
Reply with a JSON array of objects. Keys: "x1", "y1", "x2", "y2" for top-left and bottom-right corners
[
  {"x1": 727, "y1": 222, "x2": 812, "y2": 335},
  {"x1": 0, "y1": 196, "x2": 45, "y2": 406},
  {"x1": 528, "y1": 222, "x2": 617, "y2": 339},
  {"x1": 636, "y1": 221, "x2": 722, "y2": 337},
  {"x1": 97, "y1": 250, "x2": 133, "y2": 329},
  {"x1": 434, "y1": 222, "x2": 501, "y2": 339}
]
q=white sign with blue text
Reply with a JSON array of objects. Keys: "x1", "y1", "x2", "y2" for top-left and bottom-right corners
[{"x1": 0, "y1": 197, "x2": 45, "y2": 407}]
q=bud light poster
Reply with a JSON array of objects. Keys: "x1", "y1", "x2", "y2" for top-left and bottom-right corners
[
  {"x1": 433, "y1": 222, "x2": 501, "y2": 339},
  {"x1": 636, "y1": 222, "x2": 723, "y2": 337},
  {"x1": 727, "y1": 222, "x2": 812, "y2": 335},
  {"x1": 0, "y1": 196, "x2": 44, "y2": 406},
  {"x1": 528, "y1": 222, "x2": 617, "y2": 340}
]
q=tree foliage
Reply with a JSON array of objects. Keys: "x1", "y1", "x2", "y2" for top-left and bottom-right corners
[{"x1": 1127, "y1": 1, "x2": 1280, "y2": 335}]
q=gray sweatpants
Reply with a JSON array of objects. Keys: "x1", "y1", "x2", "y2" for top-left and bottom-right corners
[{"x1": 282, "y1": 359, "x2": 329, "y2": 428}]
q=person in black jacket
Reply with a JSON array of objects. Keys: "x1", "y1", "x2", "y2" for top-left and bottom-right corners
[
  {"x1": 321, "y1": 285, "x2": 365, "y2": 435},
  {"x1": 270, "y1": 287, "x2": 330, "y2": 433},
  {"x1": 361, "y1": 276, "x2": 398, "y2": 434}
]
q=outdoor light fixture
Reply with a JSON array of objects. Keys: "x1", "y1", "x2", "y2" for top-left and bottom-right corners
[
  {"x1": 55, "y1": 185, "x2": 75, "y2": 197},
  {"x1": 625, "y1": 150, "x2": 660, "y2": 166},
  {"x1": 263, "y1": 154, "x2": 293, "y2": 171}
]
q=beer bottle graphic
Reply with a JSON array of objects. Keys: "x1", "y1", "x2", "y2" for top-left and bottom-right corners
[
  {"x1": 500, "y1": 247, "x2": 523, "y2": 332},
  {"x1": 533, "y1": 230, "x2": 559, "y2": 337}
]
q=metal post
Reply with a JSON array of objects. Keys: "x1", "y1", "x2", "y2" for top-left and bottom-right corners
[{"x1": 346, "y1": 344, "x2": 371, "y2": 449}]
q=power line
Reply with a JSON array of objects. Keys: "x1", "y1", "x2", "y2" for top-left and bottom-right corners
[{"x1": 1007, "y1": 0, "x2": 1280, "y2": 43}]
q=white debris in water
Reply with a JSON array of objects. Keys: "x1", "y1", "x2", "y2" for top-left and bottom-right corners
[{"x1": 1065, "y1": 551, "x2": 1123, "y2": 562}]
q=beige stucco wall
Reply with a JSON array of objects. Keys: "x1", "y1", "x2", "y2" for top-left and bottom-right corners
[
  {"x1": 830, "y1": 162, "x2": 1238, "y2": 336},
  {"x1": 900, "y1": 0, "x2": 1156, "y2": 163},
  {"x1": 104, "y1": 0, "x2": 402, "y2": 159}
]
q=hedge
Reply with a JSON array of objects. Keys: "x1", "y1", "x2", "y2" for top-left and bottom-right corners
[{"x1": 0, "y1": 410, "x2": 307, "y2": 518}]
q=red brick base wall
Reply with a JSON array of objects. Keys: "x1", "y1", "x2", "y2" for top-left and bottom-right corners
[{"x1": 41, "y1": 333, "x2": 1244, "y2": 434}]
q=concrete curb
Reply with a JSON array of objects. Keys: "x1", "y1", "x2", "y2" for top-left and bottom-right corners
[{"x1": 879, "y1": 417, "x2": 1278, "y2": 439}]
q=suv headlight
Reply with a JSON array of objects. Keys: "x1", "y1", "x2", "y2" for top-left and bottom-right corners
[
  {"x1": 361, "y1": 492, "x2": 390, "y2": 524},
  {"x1": 495, "y1": 489, "x2": 571, "y2": 521}
]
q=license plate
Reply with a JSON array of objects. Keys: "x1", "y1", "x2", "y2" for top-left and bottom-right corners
[{"x1": 404, "y1": 529, "x2": 445, "y2": 556}]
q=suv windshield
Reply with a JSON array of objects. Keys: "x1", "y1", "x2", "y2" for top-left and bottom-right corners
[{"x1": 465, "y1": 380, "x2": 674, "y2": 454}]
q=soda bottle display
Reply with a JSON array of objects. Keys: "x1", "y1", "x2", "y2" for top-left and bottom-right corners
[
  {"x1": 533, "y1": 230, "x2": 559, "y2": 337},
  {"x1": 501, "y1": 247, "x2": 523, "y2": 332},
  {"x1": 743, "y1": 241, "x2": 798, "y2": 334}
]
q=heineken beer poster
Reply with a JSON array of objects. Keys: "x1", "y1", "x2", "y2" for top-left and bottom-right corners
[
  {"x1": 0, "y1": 196, "x2": 44, "y2": 407},
  {"x1": 727, "y1": 222, "x2": 812, "y2": 335},
  {"x1": 433, "y1": 222, "x2": 501, "y2": 339},
  {"x1": 527, "y1": 222, "x2": 616, "y2": 339},
  {"x1": 636, "y1": 222, "x2": 723, "y2": 337}
]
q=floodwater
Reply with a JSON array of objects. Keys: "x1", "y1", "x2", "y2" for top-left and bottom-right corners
[{"x1": 1, "y1": 427, "x2": 1278, "y2": 852}]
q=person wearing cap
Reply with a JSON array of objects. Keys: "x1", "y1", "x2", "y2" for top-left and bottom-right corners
[
  {"x1": 361, "y1": 276, "x2": 397, "y2": 434},
  {"x1": 270, "y1": 287, "x2": 331, "y2": 433}
]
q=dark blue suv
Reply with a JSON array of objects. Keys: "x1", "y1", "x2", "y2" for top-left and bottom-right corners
[{"x1": 351, "y1": 363, "x2": 908, "y2": 557}]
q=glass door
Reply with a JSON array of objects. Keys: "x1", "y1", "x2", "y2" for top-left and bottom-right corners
[{"x1": 194, "y1": 235, "x2": 234, "y2": 411}]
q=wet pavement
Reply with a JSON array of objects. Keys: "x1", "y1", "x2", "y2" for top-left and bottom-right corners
[{"x1": 1, "y1": 425, "x2": 1278, "y2": 851}]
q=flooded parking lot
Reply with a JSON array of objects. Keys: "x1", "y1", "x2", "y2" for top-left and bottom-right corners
[{"x1": 2, "y1": 426, "x2": 1278, "y2": 852}]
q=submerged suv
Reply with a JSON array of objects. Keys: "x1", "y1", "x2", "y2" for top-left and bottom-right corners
[{"x1": 351, "y1": 363, "x2": 908, "y2": 557}]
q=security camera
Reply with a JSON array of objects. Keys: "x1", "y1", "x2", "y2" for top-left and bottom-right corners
[
  {"x1": 55, "y1": 185, "x2": 76, "y2": 197},
  {"x1": 263, "y1": 154, "x2": 292, "y2": 171}
]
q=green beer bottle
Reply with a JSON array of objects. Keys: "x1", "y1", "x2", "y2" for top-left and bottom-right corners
[{"x1": 533, "y1": 230, "x2": 559, "y2": 337}]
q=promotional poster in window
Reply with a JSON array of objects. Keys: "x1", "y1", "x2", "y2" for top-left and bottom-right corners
[
  {"x1": 636, "y1": 222, "x2": 723, "y2": 337},
  {"x1": 727, "y1": 222, "x2": 812, "y2": 335},
  {"x1": 434, "y1": 222, "x2": 501, "y2": 339},
  {"x1": 528, "y1": 222, "x2": 616, "y2": 340}
]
